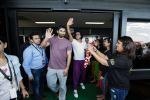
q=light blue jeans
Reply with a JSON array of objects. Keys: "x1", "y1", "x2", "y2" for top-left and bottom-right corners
[
  {"x1": 46, "y1": 68, "x2": 67, "y2": 100},
  {"x1": 110, "y1": 88, "x2": 128, "y2": 100}
]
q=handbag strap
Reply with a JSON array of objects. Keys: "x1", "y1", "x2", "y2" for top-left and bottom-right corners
[
  {"x1": 0, "y1": 57, "x2": 13, "y2": 84},
  {"x1": 0, "y1": 56, "x2": 19, "y2": 88},
  {"x1": 10, "y1": 60, "x2": 19, "y2": 87},
  {"x1": 0, "y1": 68, "x2": 12, "y2": 82}
]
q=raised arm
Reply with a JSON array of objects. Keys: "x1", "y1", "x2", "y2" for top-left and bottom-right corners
[
  {"x1": 40, "y1": 28, "x2": 54, "y2": 48},
  {"x1": 93, "y1": 46, "x2": 108, "y2": 60},
  {"x1": 67, "y1": 18, "x2": 74, "y2": 42}
]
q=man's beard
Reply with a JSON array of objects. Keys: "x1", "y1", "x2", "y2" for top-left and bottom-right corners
[{"x1": 58, "y1": 34, "x2": 65, "y2": 38}]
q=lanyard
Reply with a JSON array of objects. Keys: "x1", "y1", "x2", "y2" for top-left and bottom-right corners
[
  {"x1": 0, "y1": 56, "x2": 13, "y2": 84},
  {"x1": 32, "y1": 44, "x2": 44, "y2": 57}
]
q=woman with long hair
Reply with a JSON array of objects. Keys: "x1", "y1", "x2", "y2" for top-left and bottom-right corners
[{"x1": 88, "y1": 36, "x2": 136, "y2": 100}]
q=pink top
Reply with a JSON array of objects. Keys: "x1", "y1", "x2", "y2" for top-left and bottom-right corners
[{"x1": 48, "y1": 36, "x2": 72, "y2": 69}]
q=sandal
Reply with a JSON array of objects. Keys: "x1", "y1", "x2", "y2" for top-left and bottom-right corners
[{"x1": 96, "y1": 95, "x2": 105, "y2": 100}]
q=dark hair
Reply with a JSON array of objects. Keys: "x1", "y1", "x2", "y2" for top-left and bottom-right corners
[
  {"x1": 104, "y1": 37, "x2": 111, "y2": 44},
  {"x1": 29, "y1": 32, "x2": 40, "y2": 40},
  {"x1": 57, "y1": 26, "x2": 66, "y2": 31},
  {"x1": 85, "y1": 37, "x2": 89, "y2": 40},
  {"x1": 75, "y1": 31, "x2": 83, "y2": 39},
  {"x1": 103, "y1": 37, "x2": 112, "y2": 51},
  {"x1": 0, "y1": 35, "x2": 7, "y2": 43},
  {"x1": 118, "y1": 36, "x2": 136, "y2": 59}
]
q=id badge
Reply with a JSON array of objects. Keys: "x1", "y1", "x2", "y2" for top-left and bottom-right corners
[{"x1": 9, "y1": 88, "x2": 17, "y2": 99}]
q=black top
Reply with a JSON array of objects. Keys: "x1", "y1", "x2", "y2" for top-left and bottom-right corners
[
  {"x1": 107, "y1": 54, "x2": 132, "y2": 90},
  {"x1": 101, "y1": 50, "x2": 112, "y2": 76}
]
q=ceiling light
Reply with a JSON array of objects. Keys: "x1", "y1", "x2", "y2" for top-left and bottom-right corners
[
  {"x1": 35, "y1": 22, "x2": 55, "y2": 24},
  {"x1": 85, "y1": 22, "x2": 104, "y2": 25}
]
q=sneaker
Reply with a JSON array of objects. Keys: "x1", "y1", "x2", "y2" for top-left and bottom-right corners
[
  {"x1": 80, "y1": 83, "x2": 85, "y2": 90},
  {"x1": 73, "y1": 90, "x2": 78, "y2": 98}
]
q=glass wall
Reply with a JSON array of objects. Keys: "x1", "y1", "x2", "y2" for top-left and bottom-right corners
[{"x1": 126, "y1": 20, "x2": 150, "y2": 69}]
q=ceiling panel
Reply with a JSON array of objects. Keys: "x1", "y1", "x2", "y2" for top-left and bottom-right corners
[{"x1": 17, "y1": 12, "x2": 113, "y2": 28}]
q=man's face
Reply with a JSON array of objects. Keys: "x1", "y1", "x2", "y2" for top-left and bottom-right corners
[
  {"x1": 57, "y1": 28, "x2": 66, "y2": 37},
  {"x1": 31, "y1": 35, "x2": 41, "y2": 45}
]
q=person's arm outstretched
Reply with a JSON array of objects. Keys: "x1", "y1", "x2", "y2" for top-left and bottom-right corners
[
  {"x1": 67, "y1": 18, "x2": 74, "y2": 42},
  {"x1": 88, "y1": 44, "x2": 109, "y2": 67},
  {"x1": 40, "y1": 28, "x2": 54, "y2": 48},
  {"x1": 93, "y1": 46, "x2": 108, "y2": 60}
]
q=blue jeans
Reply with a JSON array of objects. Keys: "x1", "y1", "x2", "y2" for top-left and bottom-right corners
[
  {"x1": 31, "y1": 67, "x2": 45, "y2": 100},
  {"x1": 110, "y1": 88, "x2": 128, "y2": 100}
]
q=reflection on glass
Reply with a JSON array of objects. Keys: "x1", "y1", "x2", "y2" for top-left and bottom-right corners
[{"x1": 126, "y1": 22, "x2": 150, "y2": 69}]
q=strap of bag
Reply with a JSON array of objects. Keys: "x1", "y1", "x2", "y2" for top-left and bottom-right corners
[
  {"x1": 0, "y1": 68, "x2": 12, "y2": 81},
  {"x1": 0, "y1": 57, "x2": 13, "y2": 84},
  {"x1": 10, "y1": 60, "x2": 19, "y2": 87}
]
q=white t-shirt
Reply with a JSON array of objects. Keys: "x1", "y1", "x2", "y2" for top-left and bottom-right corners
[{"x1": 72, "y1": 39, "x2": 87, "y2": 60}]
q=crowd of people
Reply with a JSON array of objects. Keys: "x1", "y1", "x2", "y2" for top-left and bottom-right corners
[{"x1": 0, "y1": 17, "x2": 136, "y2": 100}]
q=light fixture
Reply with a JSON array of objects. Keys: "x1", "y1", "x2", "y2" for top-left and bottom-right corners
[
  {"x1": 35, "y1": 22, "x2": 55, "y2": 24},
  {"x1": 85, "y1": 22, "x2": 104, "y2": 25}
]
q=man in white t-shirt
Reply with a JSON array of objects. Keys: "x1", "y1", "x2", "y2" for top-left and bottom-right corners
[{"x1": 67, "y1": 18, "x2": 87, "y2": 98}]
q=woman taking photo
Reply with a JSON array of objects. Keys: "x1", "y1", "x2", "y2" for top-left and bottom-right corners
[
  {"x1": 0, "y1": 36, "x2": 29, "y2": 100},
  {"x1": 88, "y1": 36, "x2": 136, "y2": 100}
]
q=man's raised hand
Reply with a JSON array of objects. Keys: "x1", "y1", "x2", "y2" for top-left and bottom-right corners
[{"x1": 45, "y1": 28, "x2": 54, "y2": 39}]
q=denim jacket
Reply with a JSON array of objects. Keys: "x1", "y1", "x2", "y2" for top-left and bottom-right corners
[
  {"x1": 0, "y1": 53, "x2": 22, "y2": 100},
  {"x1": 5, "y1": 53, "x2": 23, "y2": 82}
]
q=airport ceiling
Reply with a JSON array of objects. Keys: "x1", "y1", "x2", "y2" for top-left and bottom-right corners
[
  {"x1": 4, "y1": 0, "x2": 150, "y2": 5},
  {"x1": 17, "y1": 12, "x2": 113, "y2": 28},
  {"x1": 5, "y1": 0, "x2": 150, "y2": 3}
]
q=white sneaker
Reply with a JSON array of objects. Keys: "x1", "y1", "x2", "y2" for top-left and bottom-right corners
[
  {"x1": 73, "y1": 90, "x2": 78, "y2": 98},
  {"x1": 80, "y1": 83, "x2": 85, "y2": 90}
]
